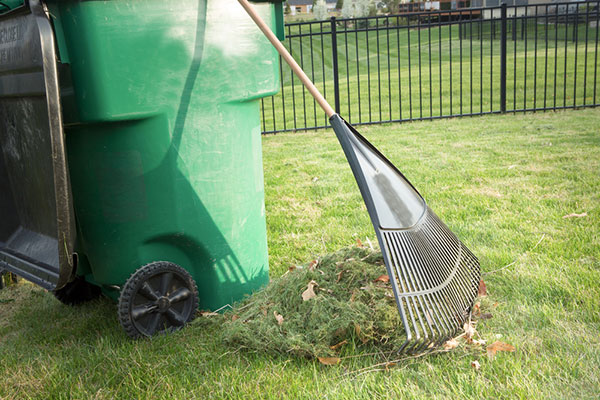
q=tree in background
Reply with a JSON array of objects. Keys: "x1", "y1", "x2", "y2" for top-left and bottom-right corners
[
  {"x1": 336, "y1": 0, "x2": 344, "y2": 9},
  {"x1": 341, "y1": 0, "x2": 372, "y2": 18},
  {"x1": 313, "y1": 0, "x2": 330, "y2": 20},
  {"x1": 380, "y1": 0, "x2": 402, "y2": 13}
]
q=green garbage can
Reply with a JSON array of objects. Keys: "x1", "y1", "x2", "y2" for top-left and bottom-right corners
[{"x1": 0, "y1": 0, "x2": 284, "y2": 337}]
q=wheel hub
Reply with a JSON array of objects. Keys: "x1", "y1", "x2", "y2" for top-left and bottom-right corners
[{"x1": 157, "y1": 296, "x2": 171, "y2": 312}]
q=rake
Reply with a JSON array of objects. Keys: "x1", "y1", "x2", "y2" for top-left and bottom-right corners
[{"x1": 239, "y1": 0, "x2": 481, "y2": 353}]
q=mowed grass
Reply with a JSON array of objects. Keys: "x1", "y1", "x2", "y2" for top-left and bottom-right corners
[
  {"x1": 1, "y1": 109, "x2": 599, "y2": 399},
  {"x1": 262, "y1": 21, "x2": 600, "y2": 132}
]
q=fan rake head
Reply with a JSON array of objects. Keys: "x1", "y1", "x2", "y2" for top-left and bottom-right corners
[
  {"x1": 329, "y1": 114, "x2": 481, "y2": 354},
  {"x1": 381, "y1": 207, "x2": 480, "y2": 353}
]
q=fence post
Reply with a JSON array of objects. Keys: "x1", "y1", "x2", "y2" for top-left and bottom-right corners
[
  {"x1": 500, "y1": 3, "x2": 507, "y2": 113},
  {"x1": 330, "y1": 16, "x2": 341, "y2": 115}
]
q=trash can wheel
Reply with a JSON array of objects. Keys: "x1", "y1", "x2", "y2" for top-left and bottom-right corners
[
  {"x1": 118, "y1": 261, "x2": 199, "y2": 338},
  {"x1": 53, "y1": 276, "x2": 102, "y2": 305}
]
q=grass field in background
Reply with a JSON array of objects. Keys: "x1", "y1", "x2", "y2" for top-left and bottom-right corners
[
  {"x1": 0, "y1": 109, "x2": 598, "y2": 399},
  {"x1": 262, "y1": 21, "x2": 600, "y2": 131}
]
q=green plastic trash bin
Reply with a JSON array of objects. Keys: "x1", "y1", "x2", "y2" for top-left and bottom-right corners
[{"x1": 0, "y1": 0, "x2": 284, "y2": 337}]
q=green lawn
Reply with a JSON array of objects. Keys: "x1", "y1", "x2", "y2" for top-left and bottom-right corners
[
  {"x1": 1, "y1": 109, "x2": 599, "y2": 398},
  {"x1": 263, "y1": 21, "x2": 600, "y2": 132}
]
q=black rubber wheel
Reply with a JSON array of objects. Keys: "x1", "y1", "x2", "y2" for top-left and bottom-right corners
[
  {"x1": 118, "y1": 261, "x2": 199, "y2": 339},
  {"x1": 53, "y1": 276, "x2": 102, "y2": 305}
]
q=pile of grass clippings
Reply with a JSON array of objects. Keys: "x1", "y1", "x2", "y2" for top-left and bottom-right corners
[{"x1": 204, "y1": 246, "x2": 406, "y2": 360}]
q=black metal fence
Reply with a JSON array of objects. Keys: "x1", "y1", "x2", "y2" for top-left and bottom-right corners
[{"x1": 260, "y1": 1, "x2": 600, "y2": 133}]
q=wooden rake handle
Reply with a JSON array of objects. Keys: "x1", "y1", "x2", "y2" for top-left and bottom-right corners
[{"x1": 238, "y1": 0, "x2": 336, "y2": 118}]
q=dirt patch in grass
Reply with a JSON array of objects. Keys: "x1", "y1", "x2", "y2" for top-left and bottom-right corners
[{"x1": 199, "y1": 246, "x2": 405, "y2": 359}]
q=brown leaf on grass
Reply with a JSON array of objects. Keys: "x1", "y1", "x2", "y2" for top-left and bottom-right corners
[
  {"x1": 444, "y1": 338, "x2": 460, "y2": 350},
  {"x1": 478, "y1": 279, "x2": 488, "y2": 297},
  {"x1": 231, "y1": 314, "x2": 239, "y2": 322},
  {"x1": 288, "y1": 265, "x2": 297, "y2": 272},
  {"x1": 356, "y1": 238, "x2": 364, "y2": 248},
  {"x1": 480, "y1": 313, "x2": 493, "y2": 320},
  {"x1": 273, "y1": 311, "x2": 284, "y2": 325},
  {"x1": 563, "y1": 212, "x2": 587, "y2": 219},
  {"x1": 336, "y1": 270, "x2": 344, "y2": 283},
  {"x1": 329, "y1": 340, "x2": 348, "y2": 350},
  {"x1": 308, "y1": 260, "x2": 319, "y2": 271},
  {"x1": 463, "y1": 321, "x2": 477, "y2": 344},
  {"x1": 302, "y1": 280, "x2": 318, "y2": 301},
  {"x1": 262, "y1": 308, "x2": 268, "y2": 316},
  {"x1": 486, "y1": 341, "x2": 516, "y2": 359},
  {"x1": 471, "y1": 360, "x2": 481, "y2": 371},
  {"x1": 374, "y1": 275, "x2": 390, "y2": 283},
  {"x1": 317, "y1": 357, "x2": 340, "y2": 366},
  {"x1": 473, "y1": 301, "x2": 481, "y2": 317}
]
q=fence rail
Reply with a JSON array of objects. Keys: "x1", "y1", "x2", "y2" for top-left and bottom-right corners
[{"x1": 260, "y1": 1, "x2": 600, "y2": 134}]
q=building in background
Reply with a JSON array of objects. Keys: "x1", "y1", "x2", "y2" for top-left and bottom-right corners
[{"x1": 287, "y1": 0, "x2": 338, "y2": 15}]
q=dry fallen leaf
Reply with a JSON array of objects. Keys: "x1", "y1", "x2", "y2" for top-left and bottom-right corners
[
  {"x1": 273, "y1": 311, "x2": 284, "y2": 326},
  {"x1": 463, "y1": 321, "x2": 477, "y2": 344},
  {"x1": 473, "y1": 301, "x2": 481, "y2": 317},
  {"x1": 486, "y1": 341, "x2": 516, "y2": 359},
  {"x1": 444, "y1": 338, "x2": 460, "y2": 350},
  {"x1": 563, "y1": 212, "x2": 588, "y2": 219},
  {"x1": 288, "y1": 265, "x2": 297, "y2": 272},
  {"x1": 478, "y1": 279, "x2": 488, "y2": 297},
  {"x1": 231, "y1": 314, "x2": 239, "y2": 322},
  {"x1": 308, "y1": 260, "x2": 319, "y2": 271},
  {"x1": 329, "y1": 340, "x2": 348, "y2": 351},
  {"x1": 317, "y1": 357, "x2": 340, "y2": 366},
  {"x1": 302, "y1": 280, "x2": 318, "y2": 301},
  {"x1": 356, "y1": 238, "x2": 364, "y2": 248},
  {"x1": 471, "y1": 360, "x2": 481, "y2": 371},
  {"x1": 336, "y1": 270, "x2": 344, "y2": 283},
  {"x1": 374, "y1": 275, "x2": 390, "y2": 283}
]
